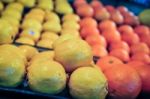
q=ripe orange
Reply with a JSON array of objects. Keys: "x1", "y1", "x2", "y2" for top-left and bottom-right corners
[
  {"x1": 104, "y1": 64, "x2": 142, "y2": 99},
  {"x1": 92, "y1": 45, "x2": 108, "y2": 57},
  {"x1": 80, "y1": 26, "x2": 99, "y2": 38},
  {"x1": 105, "y1": 5, "x2": 115, "y2": 12},
  {"x1": 118, "y1": 25, "x2": 134, "y2": 34},
  {"x1": 102, "y1": 30, "x2": 121, "y2": 43},
  {"x1": 79, "y1": 17, "x2": 97, "y2": 28},
  {"x1": 98, "y1": 20, "x2": 116, "y2": 31},
  {"x1": 90, "y1": 0, "x2": 103, "y2": 10},
  {"x1": 94, "y1": 7, "x2": 110, "y2": 21},
  {"x1": 134, "y1": 25, "x2": 150, "y2": 36},
  {"x1": 131, "y1": 52, "x2": 150, "y2": 64},
  {"x1": 76, "y1": 4, "x2": 94, "y2": 17},
  {"x1": 109, "y1": 48, "x2": 130, "y2": 62},
  {"x1": 127, "y1": 61, "x2": 145, "y2": 67},
  {"x1": 110, "y1": 10, "x2": 124, "y2": 24},
  {"x1": 74, "y1": 0, "x2": 87, "y2": 8},
  {"x1": 130, "y1": 42, "x2": 149, "y2": 55},
  {"x1": 117, "y1": 6, "x2": 128, "y2": 14},
  {"x1": 109, "y1": 40, "x2": 130, "y2": 53},
  {"x1": 85, "y1": 34, "x2": 107, "y2": 47},
  {"x1": 96, "y1": 55, "x2": 123, "y2": 72},
  {"x1": 121, "y1": 32, "x2": 140, "y2": 46},
  {"x1": 140, "y1": 35, "x2": 150, "y2": 48}
]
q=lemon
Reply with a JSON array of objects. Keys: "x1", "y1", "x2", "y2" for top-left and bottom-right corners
[
  {"x1": 6, "y1": 2, "x2": 24, "y2": 13},
  {"x1": 0, "y1": 44, "x2": 25, "y2": 87},
  {"x1": 0, "y1": 1, "x2": 4, "y2": 11},
  {"x1": 45, "y1": 11, "x2": 60, "y2": 22},
  {"x1": 37, "y1": 39, "x2": 53, "y2": 49},
  {"x1": 28, "y1": 61, "x2": 66, "y2": 94},
  {"x1": 25, "y1": 13, "x2": 44, "y2": 23},
  {"x1": 69, "y1": 66, "x2": 108, "y2": 99},
  {"x1": 60, "y1": 28, "x2": 80, "y2": 37},
  {"x1": 54, "y1": 39, "x2": 93, "y2": 72},
  {"x1": 62, "y1": 21, "x2": 80, "y2": 30},
  {"x1": 17, "y1": 0, "x2": 36, "y2": 7},
  {"x1": 37, "y1": 0, "x2": 54, "y2": 11},
  {"x1": 43, "y1": 20, "x2": 61, "y2": 33},
  {"x1": 30, "y1": 8, "x2": 45, "y2": 17},
  {"x1": 0, "y1": 19, "x2": 14, "y2": 44},
  {"x1": 16, "y1": 37, "x2": 35, "y2": 46},
  {"x1": 29, "y1": 51, "x2": 54, "y2": 66},
  {"x1": 18, "y1": 45, "x2": 39, "y2": 61},
  {"x1": 53, "y1": 33, "x2": 81, "y2": 49},
  {"x1": 41, "y1": 32, "x2": 59, "y2": 41},
  {"x1": 62, "y1": 14, "x2": 80, "y2": 22},
  {"x1": 21, "y1": 19, "x2": 42, "y2": 32},
  {"x1": 2, "y1": 9, "x2": 21, "y2": 21},
  {"x1": 1, "y1": 0, "x2": 15, "y2": 3},
  {"x1": 20, "y1": 28, "x2": 41, "y2": 42}
]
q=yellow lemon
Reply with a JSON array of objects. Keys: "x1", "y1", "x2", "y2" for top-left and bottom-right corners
[
  {"x1": 16, "y1": 37, "x2": 35, "y2": 46},
  {"x1": 69, "y1": 66, "x2": 108, "y2": 99},
  {"x1": 28, "y1": 61, "x2": 66, "y2": 94}
]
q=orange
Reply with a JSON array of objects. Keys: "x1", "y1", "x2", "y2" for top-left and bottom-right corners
[
  {"x1": 109, "y1": 40, "x2": 130, "y2": 53},
  {"x1": 76, "y1": 4, "x2": 94, "y2": 17},
  {"x1": 140, "y1": 35, "x2": 150, "y2": 48},
  {"x1": 130, "y1": 42, "x2": 149, "y2": 55},
  {"x1": 92, "y1": 45, "x2": 108, "y2": 57},
  {"x1": 74, "y1": 0, "x2": 87, "y2": 8},
  {"x1": 131, "y1": 52, "x2": 150, "y2": 64},
  {"x1": 90, "y1": 0, "x2": 103, "y2": 9},
  {"x1": 105, "y1": 5, "x2": 115, "y2": 12},
  {"x1": 110, "y1": 10, "x2": 124, "y2": 24},
  {"x1": 98, "y1": 20, "x2": 116, "y2": 31},
  {"x1": 118, "y1": 25, "x2": 134, "y2": 34},
  {"x1": 134, "y1": 25, "x2": 150, "y2": 36},
  {"x1": 127, "y1": 60, "x2": 145, "y2": 67},
  {"x1": 85, "y1": 34, "x2": 107, "y2": 47},
  {"x1": 104, "y1": 64, "x2": 142, "y2": 99},
  {"x1": 102, "y1": 30, "x2": 121, "y2": 43},
  {"x1": 94, "y1": 7, "x2": 110, "y2": 21},
  {"x1": 109, "y1": 48, "x2": 130, "y2": 62},
  {"x1": 124, "y1": 16, "x2": 139, "y2": 26},
  {"x1": 96, "y1": 55, "x2": 123, "y2": 72},
  {"x1": 80, "y1": 26, "x2": 99, "y2": 38},
  {"x1": 79, "y1": 17, "x2": 97, "y2": 28},
  {"x1": 121, "y1": 32, "x2": 140, "y2": 46},
  {"x1": 117, "y1": 6, "x2": 128, "y2": 14}
]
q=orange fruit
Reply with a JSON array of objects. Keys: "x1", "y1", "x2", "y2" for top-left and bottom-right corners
[
  {"x1": 127, "y1": 60, "x2": 145, "y2": 67},
  {"x1": 105, "y1": 5, "x2": 115, "y2": 12},
  {"x1": 92, "y1": 45, "x2": 108, "y2": 57},
  {"x1": 140, "y1": 35, "x2": 150, "y2": 48},
  {"x1": 96, "y1": 55, "x2": 123, "y2": 72},
  {"x1": 102, "y1": 30, "x2": 121, "y2": 43},
  {"x1": 76, "y1": 4, "x2": 94, "y2": 17},
  {"x1": 121, "y1": 32, "x2": 140, "y2": 46},
  {"x1": 80, "y1": 26, "x2": 99, "y2": 38},
  {"x1": 94, "y1": 7, "x2": 110, "y2": 21},
  {"x1": 109, "y1": 40, "x2": 130, "y2": 53},
  {"x1": 118, "y1": 25, "x2": 134, "y2": 34},
  {"x1": 131, "y1": 52, "x2": 150, "y2": 64},
  {"x1": 117, "y1": 6, "x2": 128, "y2": 14},
  {"x1": 110, "y1": 10, "x2": 124, "y2": 24},
  {"x1": 98, "y1": 20, "x2": 116, "y2": 31},
  {"x1": 124, "y1": 16, "x2": 139, "y2": 26},
  {"x1": 109, "y1": 48, "x2": 130, "y2": 62},
  {"x1": 79, "y1": 17, "x2": 97, "y2": 28},
  {"x1": 134, "y1": 25, "x2": 150, "y2": 36},
  {"x1": 85, "y1": 34, "x2": 107, "y2": 47},
  {"x1": 74, "y1": 0, "x2": 87, "y2": 8},
  {"x1": 104, "y1": 64, "x2": 142, "y2": 99},
  {"x1": 130, "y1": 42, "x2": 149, "y2": 55},
  {"x1": 90, "y1": 0, "x2": 103, "y2": 10}
]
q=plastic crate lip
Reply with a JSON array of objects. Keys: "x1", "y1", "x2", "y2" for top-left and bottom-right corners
[{"x1": 0, "y1": 87, "x2": 69, "y2": 99}]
